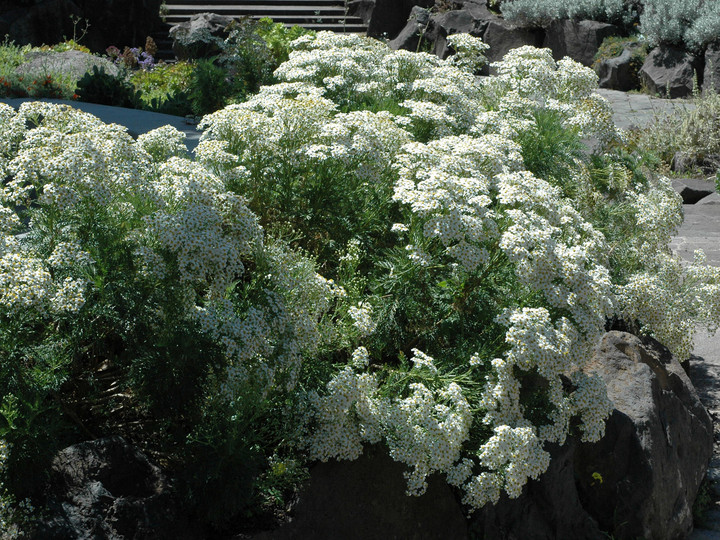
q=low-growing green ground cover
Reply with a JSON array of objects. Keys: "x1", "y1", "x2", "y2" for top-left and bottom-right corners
[{"x1": 0, "y1": 31, "x2": 719, "y2": 536}]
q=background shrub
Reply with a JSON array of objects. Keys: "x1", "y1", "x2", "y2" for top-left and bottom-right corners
[{"x1": 75, "y1": 66, "x2": 142, "y2": 107}]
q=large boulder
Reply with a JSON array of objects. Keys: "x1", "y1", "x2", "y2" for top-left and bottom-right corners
[
  {"x1": 253, "y1": 444, "x2": 469, "y2": 540},
  {"x1": 470, "y1": 438, "x2": 604, "y2": 540},
  {"x1": 543, "y1": 19, "x2": 619, "y2": 67},
  {"x1": 388, "y1": 6, "x2": 434, "y2": 52},
  {"x1": 574, "y1": 331, "x2": 713, "y2": 539},
  {"x1": 640, "y1": 45, "x2": 703, "y2": 98},
  {"x1": 353, "y1": 0, "x2": 434, "y2": 39},
  {"x1": 596, "y1": 41, "x2": 644, "y2": 91},
  {"x1": 482, "y1": 18, "x2": 545, "y2": 65},
  {"x1": 431, "y1": 0, "x2": 497, "y2": 59},
  {"x1": 29, "y1": 436, "x2": 199, "y2": 539},
  {"x1": 704, "y1": 41, "x2": 720, "y2": 93},
  {"x1": 260, "y1": 331, "x2": 711, "y2": 539},
  {"x1": 169, "y1": 12, "x2": 235, "y2": 60}
]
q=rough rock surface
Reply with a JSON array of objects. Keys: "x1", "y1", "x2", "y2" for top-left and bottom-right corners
[
  {"x1": 543, "y1": 19, "x2": 619, "y2": 67},
  {"x1": 704, "y1": 41, "x2": 720, "y2": 93},
  {"x1": 574, "y1": 331, "x2": 713, "y2": 539},
  {"x1": 355, "y1": 0, "x2": 434, "y2": 39},
  {"x1": 253, "y1": 331, "x2": 711, "y2": 540},
  {"x1": 388, "y1": 6, "x2": 433, "y2": 52},
  {"x1": 482, "y1": 18, "x2": 545, "y2": 65},
  {"x1": 169, "y1": 12, "x2": 235, "y2": 60},
  {"x1": 596, "y1": 43, "x2": 643, "y2": 90},
  {"x1": 253, "y1": 445, "x2": 469, "y2": 540},
  {"x1": 470, "y1": 438, "x2": 604, "y2": 540},
  {"x1": 16, "y1": 49, "x2": 118, "y2": 82},
  {"x1": 640, "y1": 45, "x2": 702, "y2": 98},
  {"x1": 430, "y1": 0, "x2": 496, "y2": 59},
  {"x1": 29, "y1": 436, "x2": 197, "y2": 540}
]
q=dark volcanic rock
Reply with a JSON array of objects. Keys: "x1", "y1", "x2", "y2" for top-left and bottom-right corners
[
  {"x1": 362, "y1": 0, "x2": 435, "y2": 39},
  {"x1": 574, "y1": 332, "x2": 713, "y2": 539},
  {"x1": 640, "y1": 45, "x2": 702, "y2": 98},
  {"x1": 470, "y1": 438, "x2": 603, "y2": 540},
  {"x1": 431, "y1": 1, "x2": 496, "y2": 59},
  {"x1": 671, "y1": 177, "x2": 716, "y2": 204},
  {"x1": 596, "y1": 41, "x2": 644, "y2": 91},
  {"x1": 388, "y1": 6, "x2": 434, "y2": 52},
  {"x1": 253, "y1": 444, "x2": 469, "y2": 540},
  {"x1": 482, "y1": 18, "x2": 545, "y2": 65},
  {"x1": 254, "y1": 331, "x2": 712, "y2": 540},
  {"x1": 30, "y1": 436, "x2": 197, "y2": 540},
  {"x1": 544, "y1": 19, "x2": 619, "y2": 67}
]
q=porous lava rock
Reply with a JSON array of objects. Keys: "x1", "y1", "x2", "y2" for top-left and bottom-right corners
[
  {"x1": 253, "y1": 445, "x2": 469, "y2": 540},
  {"x1": 262, "y1": 332, "x2": 712, "y2": 540},
  {"x1": 481, "y1": 18, "x2": 544, "y2": 65},
  {"x1": 352, "y1": 0, "x2": 434, "y2": 40},
  {"x1": 574, "y1": 331, "x2": 713, "y2": 539},
  {"x1": 431, "y1": 0, "x2": 496, "y2": 59}
]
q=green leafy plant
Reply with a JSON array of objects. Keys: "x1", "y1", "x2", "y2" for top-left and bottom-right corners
[{"x1": 74, "y1": 65, "x2": 142, "y2": 107}]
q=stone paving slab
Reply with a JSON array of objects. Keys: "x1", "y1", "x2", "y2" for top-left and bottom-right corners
[
  {"x1": 596, "y1": 88, "x2": 694, "y2": 129},
  {"x1": 671, "y1": 205, "x2": 720, "y2": 266}
]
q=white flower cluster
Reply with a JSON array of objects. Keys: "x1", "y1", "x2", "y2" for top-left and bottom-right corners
[
  {"x1": 0, "y1": 103, "x2": 336, "y2": 407},
  {"x1": 479, "y1": 46, "x2": 621, "y2": 144},
  {"x1": 137, "y1": 124, "x2": 188, "y2": 162},
  {"x1": 393, "y1": 135, "x2": 523, "y2": 271},
  {"x1": 348, "y1": 302, "x2": 377, "y2": 336},
  {"x1": 275, "y1": 31, "x2": 484, "y2": 136},
  {"x1": 308, "y1": 352, "x2": 472, "y2": 498}
]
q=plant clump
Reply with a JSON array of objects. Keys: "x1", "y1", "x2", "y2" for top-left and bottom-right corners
[{"x1": 0, "y1": 31, "x2": 719, "y2": 534}]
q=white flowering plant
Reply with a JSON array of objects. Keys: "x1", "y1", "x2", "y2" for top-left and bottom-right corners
[
  {"x1": 2, "y1": 31, "x2": 720, "y2": 530},
  {"x1": 0, "y1": 101, "x2": 339, "y2": 528}
]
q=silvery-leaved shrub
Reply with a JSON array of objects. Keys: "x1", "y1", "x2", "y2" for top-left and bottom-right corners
[
  {"x1": 640, "y1": 0, "x2": 720, "y2": 50},
  {"x1": 501, "y1": 0, "x2": 634, "y2": 27}
]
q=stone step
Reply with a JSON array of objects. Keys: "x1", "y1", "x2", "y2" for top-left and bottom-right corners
[
  {"x1": 165, "y1": 0, "x2": 343, "y2": 3},
  {"x1": 164, "y1": 4, "x2": 348, "y2": 13}
]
